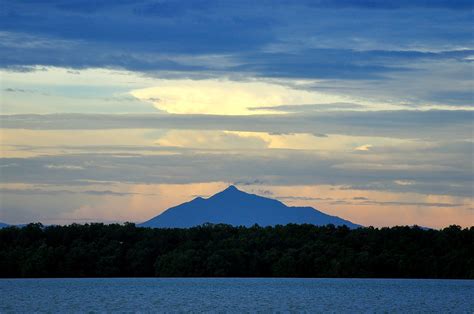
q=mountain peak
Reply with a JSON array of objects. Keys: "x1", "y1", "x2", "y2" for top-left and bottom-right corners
[
  {"x1": 222, "y1": 185, "x2": 240, "y2": 193},
  {"x1": 210, "y1": 185, "x2": 248, "y2": 200},
  {"x1": 140, "y1": 186, "x2": 360, "y2": 228}
]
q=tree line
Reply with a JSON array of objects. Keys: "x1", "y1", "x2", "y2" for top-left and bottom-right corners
[{"x1": 0, "y1": 223, "x2": 472, "y2": 278}]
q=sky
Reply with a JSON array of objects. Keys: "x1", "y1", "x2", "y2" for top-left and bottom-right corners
[{"x1": 0, "y1": 0, "x2": 473, "y2": 228}]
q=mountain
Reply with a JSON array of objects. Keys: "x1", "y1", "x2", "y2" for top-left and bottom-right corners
[
  {"x1": 140, "y1": 186, "x2": 360, "y2": 228},
  {"x1": 0, "y1": 222, "x2": 10, "y2": 229}
]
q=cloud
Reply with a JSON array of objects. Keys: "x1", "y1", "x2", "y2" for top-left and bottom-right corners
[
  {"x1": 278, "y1": 196, "x2": 334, "y2": 201},
  {"x1": 1, "y1": 0, "x2": 473, "y2": 227},
  {"x1": 428, "y1": 91, "x2": 474, "y2": 107},
  {"x1": 340, "y1": 181, "x2": 473, "y2": 198},
  {"x1": 1, "y1": 2, "x2": 472, "y2": 112},
  {"x1": 44, "y1": 164, "x2": 84, "y2": 170},
  {"x1": 2, "y1": 110, "x2": 472, "y2": 140},
  {"x1": 0, "y1": 188, "x2": 147, "y2": 197},
  {"x1": 1, "y1": 143, "x2": 472, "y2": 197},
  {"x1": 248, "y1": 103, "x2": 366, "y2": 113},
  {"x1": 130, "y1": 79, "x2": 343, "y2": 115},
  {"x1": 232, "y1": 50, "x2": 413, "y2": 80},
  {"x1": 355, "y1": 144, "x2": 372, "y2": 151},
  {"x1": 155, "y1": 130, "x2": 268, "y2": 149},
  {"x1": 1, "y1": 1, "x2": 472, "y2": 85},
  {"x1": 394, "y1": 180, "x2": 415, "y2": 186},
  {"x1": 347, "y1": 200, "x2": 463, "y2": 208},
  {"x1": 306, "y1": 0, "x2": 473, "y2": 10},
  {"x1": 232, "y1": 179, "x2": 267, "y2": 186},
  {"x1": 4, "y1": 87, "x2": 28, "y2": 93}
]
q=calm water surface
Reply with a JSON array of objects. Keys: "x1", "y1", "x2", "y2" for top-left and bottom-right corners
[{"x1": 1, "y1": 278, "x2": 472, "y2": 313}]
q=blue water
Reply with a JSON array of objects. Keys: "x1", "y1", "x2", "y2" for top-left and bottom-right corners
[{"x1": 1, "y1": 278, "x2": 472, "y2": 312}]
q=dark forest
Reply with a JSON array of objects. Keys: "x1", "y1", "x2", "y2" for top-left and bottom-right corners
[{"x1": 1, "y1": 223, "x2": 472, "y2": 278}]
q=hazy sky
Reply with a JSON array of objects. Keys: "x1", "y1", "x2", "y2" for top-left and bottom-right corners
[{"x1": 1, "y1": 0, "x2": 473, "y2": 228}]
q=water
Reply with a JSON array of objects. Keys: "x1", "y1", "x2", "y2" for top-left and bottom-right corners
[{"x1": 1, "y1": 278, "x2": 472, "y2": 313}]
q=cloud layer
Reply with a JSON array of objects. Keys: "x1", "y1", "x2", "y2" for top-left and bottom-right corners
[
  {"x1": 2, "y1": 110, "x2": 472, "y2": 140},
  {"x1": 1, "y1": 1, "x2": 473, "y2": 107},
  {"x1": 0, "y1": 1, "x2": 472, "y2": 226}
]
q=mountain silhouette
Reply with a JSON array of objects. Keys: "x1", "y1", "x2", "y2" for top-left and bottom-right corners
[
  {"x1": 140, "y1": 185, "x2": 360, "y2": 228},
  {"x1": 0, "y1": 222, "x2": 9, "y2": 229}
]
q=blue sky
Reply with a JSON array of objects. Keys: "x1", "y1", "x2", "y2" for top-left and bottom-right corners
[{"x1": 0, "y1": 0, "x2": 473, "y2": 227}]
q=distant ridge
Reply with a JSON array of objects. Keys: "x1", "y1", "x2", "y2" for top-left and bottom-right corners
[
  {"x1": 0, "y1": 222, "x2": 9, "y2": 229},
  {"x1": 140, "y1": 185, "x2": 360, "y2": 228}
]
